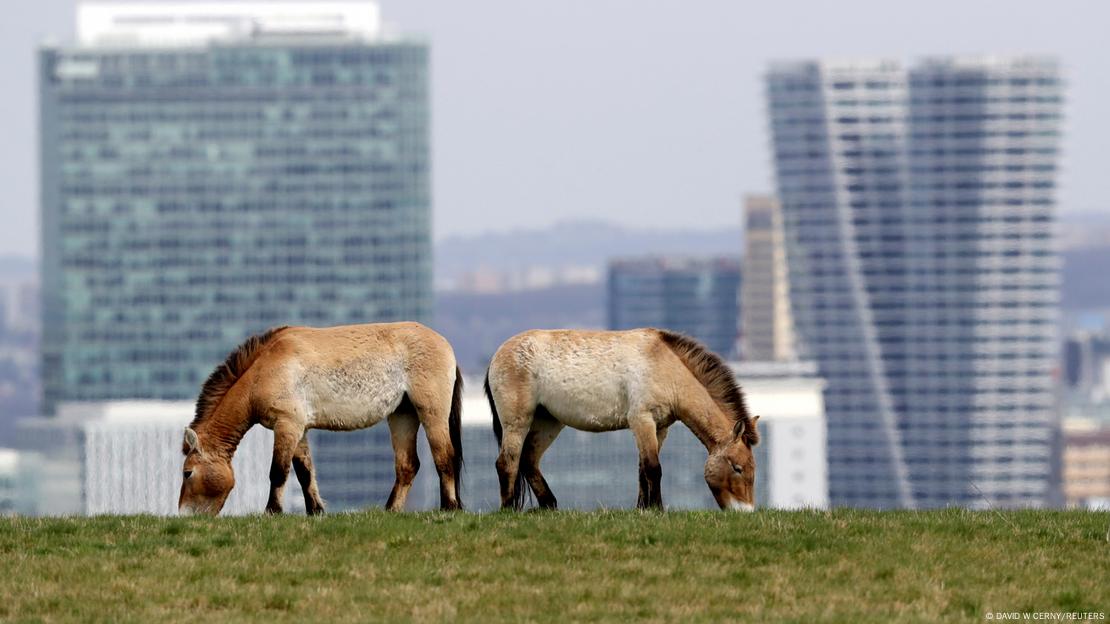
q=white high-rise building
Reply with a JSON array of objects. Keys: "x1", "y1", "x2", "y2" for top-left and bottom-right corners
[{"x1": 766, "y1": 57, "x2": 1062, "y2": 508}]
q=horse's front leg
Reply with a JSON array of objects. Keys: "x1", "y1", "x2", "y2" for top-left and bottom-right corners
[
  {"x1": 266, "y1": 420, "x2": 305, "y2": 514},
  {"x1": 630, "y1": 415, "x2": 663, "y2": 510},
  {"x1": 292, "y1": 434, "x2": 325, "y2": 515}
]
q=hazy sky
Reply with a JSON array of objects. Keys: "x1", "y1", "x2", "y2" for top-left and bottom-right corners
[{"x1": 1, "y1": 1, "x2": 1107, "y2": 257}]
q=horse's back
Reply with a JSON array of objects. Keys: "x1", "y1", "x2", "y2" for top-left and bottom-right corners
[
  {"x1": 279, "y1": 322, "x2": 448, "y2": 357},
  {"x1": 254, "y1": 322, "x2": 455, "y2": 431},
  {"x1": 489, "y1": 329, "x2": 665, "y2": 431}
]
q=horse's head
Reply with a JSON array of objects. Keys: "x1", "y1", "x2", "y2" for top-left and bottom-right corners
[
  {"x1": 704, "y1": 415, "x2": 759, "y2": 511},
  {"x1": 178, "y1": 427, "x2": 235, "y2": 516}
]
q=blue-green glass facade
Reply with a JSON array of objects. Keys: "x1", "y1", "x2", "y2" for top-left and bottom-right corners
[
  {"x1": 40, "y1": 40, "x2": 431, "y2": 412},
  {"x1": 607, "y1": 257, "x2": 741, "y2": 359}
]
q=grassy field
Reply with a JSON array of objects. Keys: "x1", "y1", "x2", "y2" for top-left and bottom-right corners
[{"x1": 1, "y1": 510, "x2": 1108, "y2": 622}]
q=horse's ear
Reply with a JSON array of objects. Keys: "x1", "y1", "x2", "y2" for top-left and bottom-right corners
[
  {"x1": 733, "y1": 420, "x2": 746, "y2": 440},
  {"x1": 183, "y1": 428, "x2": 200, "y2": 455},
  {"x1": 749, "y1": 416, "x2": 762, "y2": 446}
]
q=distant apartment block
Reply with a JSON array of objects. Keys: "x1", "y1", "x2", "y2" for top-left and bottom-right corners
[
  {"x1": 607, "y1": 257, "x2": 741, "y2": 358},
  {"x1": 39, "y1": 2, "x2": 431, "y2": 413},
  {"x1": 767, "y1": 57, "x2": 1062, "y2": 508},
  {"x1": 740, "y1": 195, "x2": 796, "y2": 362},
  {"x1": 1062, "y1": 418, "x2": 1110, "y2": 509}
]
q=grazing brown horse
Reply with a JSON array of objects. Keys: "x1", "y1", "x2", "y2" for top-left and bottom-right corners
[
  {"x1": 178, "y1": 322, "x2": 463, "y2": 515},
  {"x1": 485, "y1": 328, "x2": 759, "y2": 511}
]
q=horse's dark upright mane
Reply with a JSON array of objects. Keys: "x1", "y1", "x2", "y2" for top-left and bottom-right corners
[
  {"x1": 656, "y1": 329, "x2": 759, "y2": 446},
  {"x1": 190, "y1": 326, "x2": 289, "y2": 430}
]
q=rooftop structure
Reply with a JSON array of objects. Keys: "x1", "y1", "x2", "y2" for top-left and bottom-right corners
[{"x1": 77, "y1": 2, "x2": 381, "y2": 47}]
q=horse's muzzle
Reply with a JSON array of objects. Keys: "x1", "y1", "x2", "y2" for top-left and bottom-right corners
[{"x1": 728, "y1": 500, "x2": 755, "y2": 512}]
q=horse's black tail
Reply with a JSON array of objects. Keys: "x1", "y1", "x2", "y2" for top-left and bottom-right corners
[
  {"x1": 485, "y1": 368, "x2": 529, "y2": 510},
  {"x1": 449, "y1": 365, "x2": 464, "y2": 508},
  {"x1": 486, "y1": 369, "x2": 501, "y2": 446}
]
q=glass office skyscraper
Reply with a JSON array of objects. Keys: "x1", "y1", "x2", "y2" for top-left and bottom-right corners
[
  {"x1": 40, "y1": 3, "x2": 431, "y2": 413},
  {"x1": 766, "y1": 57, "x2": 1062, "y2": 508}
]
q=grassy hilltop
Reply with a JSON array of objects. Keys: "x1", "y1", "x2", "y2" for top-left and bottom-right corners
[{"x1": 2, "y1": 510, "x2": 1108, "y2": 622}]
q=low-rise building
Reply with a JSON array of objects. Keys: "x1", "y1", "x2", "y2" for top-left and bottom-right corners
[
  {"x1": 1062, "y1": 418, "x2": 1110, "y2": 510},
  {"x1": 0, "y1": 449, "x2": 40, "y2": 515},
  {"x1": 737, "y1": 361, "x2": 828, "y2": 509}
]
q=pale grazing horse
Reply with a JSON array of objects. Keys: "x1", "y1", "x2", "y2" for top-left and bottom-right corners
[
  {"x1": 178, "y1": 322, "x2": 463, "y2": 515},
  {"x1": 485, "y1": 328, "x2": 759, "y2": 511}
]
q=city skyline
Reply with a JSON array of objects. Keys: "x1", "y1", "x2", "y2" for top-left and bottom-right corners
[
  {"x1": 2, "y1": 1, "x2": 1107, "y2": 516},
  {"x1": 2, "y1": 1, "x2": 1109, "y2": 257}
]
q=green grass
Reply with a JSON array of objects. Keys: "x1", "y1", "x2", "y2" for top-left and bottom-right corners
[{"x1": 1, "y1": 509, "x2": 1108, "y2": 622}]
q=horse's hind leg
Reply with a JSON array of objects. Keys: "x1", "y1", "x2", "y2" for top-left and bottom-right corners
[
  {"x1": 292, "y1": 435, "x2": 325, "y2": 515},
  {"x1": 520, "y1": 410, "x2": 564, "y2": 510},
  {"x1": 630, "y1": 415, "x2": 664, "y2": 510},
  {"x1": 410, "y1": 393, "x2": 461, "y2": 511},
  {"x1": 385, "y1": 411, "x2": 420, "y2": 512},
  {"x1": 493, "y1": 392, "x2": 534, "y2": 511},
  {"x1": 422, "y1": 411, "x2": 461, "y2": 510}
]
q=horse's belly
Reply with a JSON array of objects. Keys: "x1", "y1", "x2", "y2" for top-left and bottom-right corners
[
  {"x1": 308, "y1": 397, "x2": 394, "y2": 431},
  {"x1": 538, "y1": 379, "x2": 630, "y2": 432},
  {"x1": 302, "y1": 369, "x2": 405, "y2": 431}
]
